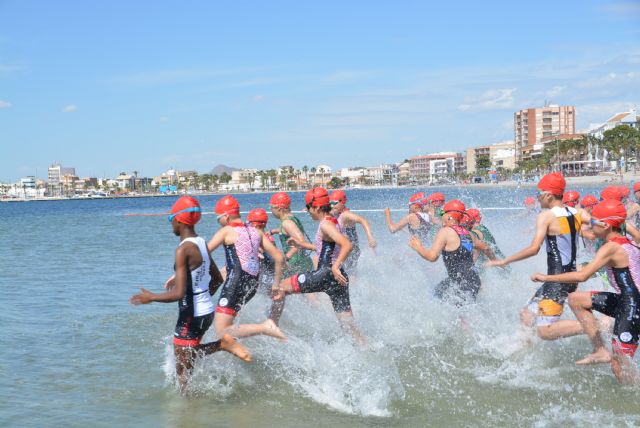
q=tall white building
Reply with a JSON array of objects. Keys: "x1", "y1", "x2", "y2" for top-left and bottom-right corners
[{"x1": 48, "y1": 163, "x2": 76, "y2": 184}]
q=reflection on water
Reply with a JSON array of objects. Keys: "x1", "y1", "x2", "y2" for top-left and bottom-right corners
[{"x1": 1, "y1": 186, "x2": 639, "y2": 427}]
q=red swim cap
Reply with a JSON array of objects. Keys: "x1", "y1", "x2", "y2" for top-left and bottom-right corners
[
  {"x1": 634, "y1": 183, "x2": 640, "y2": 193},
  {"x1": 524, "y1": 196, "x2": 536, "y2": 206},
  {"x1": 443, "y1": 199, "x2": 466, "y2": 221},
  {"x1": 580, "y1": 195, "x2": 598, "y2": 208},
  {"x1": 170, "y1": 196, "x2": 202, "y2": 226},
  {"x1": 247, "y1": 208, "x2": 268, "y2": 224},
  {"x1": 305, "y1": 187, "x2": 330, "y2": 208},
  {"x1": 409, "y1": 192, "x2": 426, "y2": 206},
  {"x1": 429, "y1": 192, "x2": 445, "y2": 203},
  {"x1": 270, "y1": 192, "x2": 291, "y2": 209},
  {"x1": 600, "y1": 186, "x2": 623, "y2": 201},
  {"x1": 330, "y1": 190, "x2": 347, "y2": 204},
  {"x1": 562, "y1": 190, "x2": 580, "y2": 207},
  {"x1": 466, "y1": 208, "x2": 481, "y2": 224},
  {"x1": 537, "y1": 172, "x2": 565, "y2": 196},
  {"x1": 618, "y1": 186, "x2": 630, "y2": 199},
  {"x1": 215, "y1": 195, "x2": 240, "y2": 216},
  {"x1": 591, "y1": 199, "x2": 627, "y2": 228}
]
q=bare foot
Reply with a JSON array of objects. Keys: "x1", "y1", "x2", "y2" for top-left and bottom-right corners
[
  {"x1": 576, "y1": 348, "x2": 611, "y2": 365},
  {"x1": 220, "y1": 334, "x2": 252, "y2": 362},
  {"x1": 262, "y1": 319, "x2": 287, "y2": 342}
]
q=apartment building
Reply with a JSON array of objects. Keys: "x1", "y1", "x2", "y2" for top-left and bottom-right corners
[
  {"x1": 48, "y1": 163, "x2": 76, "y2": 184},
  {"x1": 409, "y1": 152, "x2": 461, "y2": 183},
  {"x1": 465, "y1": 141, "x2": 516, "y2": 174},
  {"x1": 514, "y1": 105, "x2": 575, "y2": 161}
]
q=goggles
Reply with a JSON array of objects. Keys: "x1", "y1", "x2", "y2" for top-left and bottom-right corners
[
  {"x1": 590, "y1": 218, "x2": 606, "y2": 227},
  {"x1": 168, "y1": 206, "x2": 201, "y2": 223}
]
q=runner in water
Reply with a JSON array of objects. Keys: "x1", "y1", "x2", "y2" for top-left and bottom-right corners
[
  {"x1": 207, "y1": 195, "x2": 287, "y2": 347},
  {"x1": 247, "y1": 208, "x2": 277, "y2": 296},
  {"x1": 129, "y1": 196, "x2": 250, "y2": 392},
  {"x1": 409, "y1": 199, "x2": 495, "y2": 305},
  {"x1": 329, "y1": 190, "x2": 376, "y2": 274},
  {"x1": 466, "y1": 208, "x2": 506, "y2": 272},
  {"x1": 532, "y1": 199, "x2": 640, "y2": 384},
  {"x1": 486, "y1": 172, "x2": 584, "y2": 341},
  {"x1": 272, "y1": 187, "x2": 366, "y2": 345},
  {"x1": 524, "y1": 196, "x2": 538, "y2": 213},
  {"x1": 384, "y1": 192, "x2": 433, "y2": 241},
  {"x1": 268, "y1": 191, "x2": 316, "y2": 324}
]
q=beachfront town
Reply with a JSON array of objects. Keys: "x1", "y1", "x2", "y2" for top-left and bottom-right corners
[{"x1": 3, "y1": 103, "x2": 639, "y2": 200}]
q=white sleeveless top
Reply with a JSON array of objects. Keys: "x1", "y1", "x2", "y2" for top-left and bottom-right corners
[{"x1": 180, "y1": 236, "x2": 214, "y2": 316}]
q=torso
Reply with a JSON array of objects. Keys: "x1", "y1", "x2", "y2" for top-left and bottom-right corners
[
  {"x1": 177, "y1": 236, "x2": 215, "y2": 317},
  {"x1": 315, "y1": 216, "x2": 343, "y2": 266},
  {"x1": 224, "y1": 222, "x2": 261, "y2": 276},
  {"x1": 545, "y1": 206, "x2": 581, "y2": 275}
]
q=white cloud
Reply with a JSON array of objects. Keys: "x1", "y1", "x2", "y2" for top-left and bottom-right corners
[
  {"x1": 458, "y1": 88, "x2": 516, "y2": 111},
  {"x1": 599, "y1": 2, "x2": 640, "y2": 18},
  {"x1": 160, "y1": 116, "x2": 169, "y2": 122},
  {"x1": 63, "y1": 105, "x2": 77, "y2": 113},
  {"x1": 253, "y1": 95, "x2": 265, "y2": 101},
  {"x1": 0, "y1": 100, "x2": 12, "y2": 109},
  {"x1": 545, "y1": 85, "x2": 566, "y2": 99}
]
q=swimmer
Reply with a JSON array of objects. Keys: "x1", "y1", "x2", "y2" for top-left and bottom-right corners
[
  {"x1": 409, "y1": 200, "x2": 495, "y2": 305},
  {"x1": 330, "y1": 190, "x2": 377, "y2": 275},
  {"x1": 384, "y1": 192, "x2": 434, "y2": 242},
  {"x1": 207, "y1": 195, "x2": 287, "y2": 344},
  {"x1": 268, "y1": 192, "x2": 317, "y2": 323},
  {"x1": 486, "y1": 173, "x2": 585, "y2": 341},
  {"x1": 272, "y1": 187, "x2": 366, "y2": 345},
  {"x1": 466, "y1": 208, "x2": 506, "y2": 270},
  {"x1": 129, "y1": 196, "x2": 250, "y2": 393},
  {"x1": 532, "y1": 199, "x2": 640, "y2": 384},
  {"x1": 247, "y1": 208, "x2": 277, "y2": 296},
  {"x1": 524, "y1": 196, "x2": 538, "y2": 213}
]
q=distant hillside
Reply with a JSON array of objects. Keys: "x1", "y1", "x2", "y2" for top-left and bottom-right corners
[{"x1": 209, "y1": 164, "x2": 239, "y2": 176}]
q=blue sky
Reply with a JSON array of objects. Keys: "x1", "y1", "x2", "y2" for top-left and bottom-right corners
[{"x1": 1, "y1": 0, "x2": 639, "y2": 181}]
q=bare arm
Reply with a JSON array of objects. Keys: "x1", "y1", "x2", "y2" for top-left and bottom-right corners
[
  {"x1": 208, "y1": 254, "x2": 224, "y2": 296},
  {"x1": 486, "y1": 212, "x2": 549, "y2": 267},
  {"x1": 130, "y1": 246, "x2": 189, "y2": 304},
  {"x1": 321, "y1": 220, "x2": 352, "y2": 286},
  {"x1": 282, "y1": 219, "x2": 306, "y2": 259},
  {"x1": 532, "y1": 243, "x2": 616, "y2": 283},
  {"x1": 471, "y1": 233, "x2": 496, "y2": 260},
  {"x1": 261, "y1": 232, "x2": 285, "y2": 300},
  {"x1": 207, "y1": 228, "x2": 227, "y2": 253},
  {"x1": 345, "y1": 211, "x2": 376, "y2": 247},
  {"x1": 409, "y1": 228, "x2": 448, "y2": 262},
  {"x1": 626, "y1": 223, "x2": 640, "y2": 244},
  {"x1": 385, "y1": 208, "x2": 410, "y2": 233}
]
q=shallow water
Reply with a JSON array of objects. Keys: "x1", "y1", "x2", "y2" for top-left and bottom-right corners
[{"x1": 2, "y1": 186, "x2": 639, "y2": 427}]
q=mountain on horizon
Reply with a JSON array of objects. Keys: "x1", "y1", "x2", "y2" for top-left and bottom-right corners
[{"x1": 209, "y1": 164, "x2": 239, "y2": 176}]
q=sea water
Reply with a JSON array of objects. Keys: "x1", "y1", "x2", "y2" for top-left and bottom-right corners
[{"x1": 2, "y1": 187, "x2": 639, "y2": 427}]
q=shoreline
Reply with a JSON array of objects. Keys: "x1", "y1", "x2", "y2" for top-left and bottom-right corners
[{"x1": 2, "y1": 173, "x2": 637, "y2": 203}]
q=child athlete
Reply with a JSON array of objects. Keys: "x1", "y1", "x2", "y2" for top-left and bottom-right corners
[
  {"x1": 486, "y1": 173, "x2": 584, "y2": 341},
  {"x1": 272, "y1": 187, "x2": 366, "y2": 345},
  {"x1": 384, "y1": 192, "x2": 433, "y2": 241},
  {"x1": 129, "y1": 196, "x2": 250, "y2": 392},
  {"x1": 207, "y1": 195, "x2": 287, "y2": 349},
  {"x1": 247, "y1": 208, "x2": 277, "y2": 295},
  {"x1": 268, "y1": 192, "x2": 316, "y2": 323},
  {"x1": 329, "y1": 190, "x2": 377, "y2": 274},
  {"x1": 409, "y1": 200, "x2": 495, "y2": 305},
  {"x1": 532, "y1": 199, "x2": 640, "y2": 384}
]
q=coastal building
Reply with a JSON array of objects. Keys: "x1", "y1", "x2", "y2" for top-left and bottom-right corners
[
  {"x1": 48, "y1": 163, "x2": 76, "y2": 184},
  {"x1": 398, "y1": 162, "x2": 410, "y2": 185},
  {"x1": 588, "y1": 108, "x2": 639, "y2": 139},
  {"x1": 466, "y1": 141, "x2": 516, "y2": 174},
  {"x1": 308, "y1": 165, "x2": 332, "y2": 186},
  {"x1": 409, "y1": 152, "x2": 460, "y2": 184},
  {"x1": 116, "y1": 173, "x2": 135, "y2": 190},
  {"x1": 514, "y1": 104, "x2": 575, "y2": 161},
  {"x1": 7, "y1": 176, "x2": 46, "y2": 198}
]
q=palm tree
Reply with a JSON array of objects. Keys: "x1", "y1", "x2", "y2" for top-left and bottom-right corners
[{"x1": 302, "y1": 165, "x2": 309, "y2": 188}]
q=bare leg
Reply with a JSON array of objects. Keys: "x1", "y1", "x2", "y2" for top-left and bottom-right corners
[
  {"x1": 568, "y1": 292, "x2": 611, "y2": 364},
  {"x1": 215, "y1": 312, "x2": 286, "y2": 341},
  {"x1": 269, "y1": 295, "x2": 286, "y2": 325},
  {"x1": 174, "y1": 345, "x2": 197, "y2": 394},
  {"x1": 197, "y1": 334, "x2": 252, "y2": 362},
  {"x1": 611, "y1": 353, "x2": 640, "y2": 385},
  {"x1": 536, "y1": 320, "x2": 584, "y2": 341},
  {"x1": 336, "y1": 311, "x2": 367, "y2": 346}
]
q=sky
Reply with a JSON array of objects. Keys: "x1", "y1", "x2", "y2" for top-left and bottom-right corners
[{"x1": 1, "y1": 0, "x2": 639, "y2": 181}]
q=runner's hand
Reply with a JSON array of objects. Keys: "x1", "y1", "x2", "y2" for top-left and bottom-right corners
[
  {"x1": 164, "y1": 274, "x2": 176, "y2": 290},
  {"x1": 287, "y1": 237, "x2": 302, "y2": 249},
  {"x1": 368, "y1": 239, "x2": 377, "y2": 248},
  {"x1": 408, "y1": 236, "x2": 422, "y2": 251},
  {"x1": 484, "y1": 259, "x2": 506, "y2": 268},
  {"x1": 332, "y1": 266, "x2": 348, "y2": 286},
  {"x1": 531, "y1": 273, "x2": 546, "y2": 282},
  {"x1": 129, "y1": 288, "x2": 153, "y2": 305}
]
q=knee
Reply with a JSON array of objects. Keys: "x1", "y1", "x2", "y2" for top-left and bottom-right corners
[
  {"x1": 567, "y1": 292, "x2": 580, "y2": 308},
  {"x1": 536, "y1": 325, "x2": 556, "y2": 340}
]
